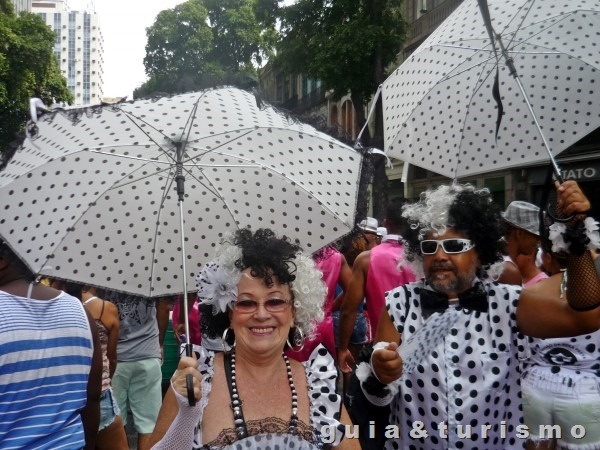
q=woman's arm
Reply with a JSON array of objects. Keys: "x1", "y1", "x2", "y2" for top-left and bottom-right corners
[
  {"x1": 517, "y1": 287, "x2": 600, "y2": 338},
  {"x1": 104, "y1": 301, "x2": 119, "y2": 378},
  {"x1": 144, "y1": 356, "x2": 202, "y2": 450}
]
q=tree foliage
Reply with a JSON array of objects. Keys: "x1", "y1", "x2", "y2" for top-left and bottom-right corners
[
  {"x1": 0, "y1": 6, "x2": 72, "y2": 152},
  {"x1": 137, "y1": 0, "x2": 280, "y2": 97},
  {"x1": 276, "y1": 0, "x2": 406, "y2": 219},
  {"x1": 277, "y1": 0, "x2": 405, "y2": 110}
]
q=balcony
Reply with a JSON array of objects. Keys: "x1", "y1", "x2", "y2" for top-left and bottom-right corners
[
  {"x1": 405, "y1": 0, "x2": 464, "y2": 52},
  {"x1": 280, "y1": 87, "x2": 326, "y2": 114}
]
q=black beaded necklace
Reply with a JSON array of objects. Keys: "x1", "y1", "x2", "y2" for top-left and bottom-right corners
[{"x1": 226, "y1": 350, "x2": 299, "y2": 439}]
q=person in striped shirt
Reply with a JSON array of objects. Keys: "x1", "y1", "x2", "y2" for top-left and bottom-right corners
[{"x1": 0, "y1": 240, "x2": 103, "y2": 450}]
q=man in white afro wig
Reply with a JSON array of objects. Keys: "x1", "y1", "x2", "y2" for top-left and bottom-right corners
[{"x1": 358, "y1": 181, "x2": 600, "y2": 450}]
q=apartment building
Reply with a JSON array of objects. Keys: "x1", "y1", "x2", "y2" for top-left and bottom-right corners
[
  {"x1": 32, "y1": 0, "x2": 104, "y2": 105},
  {"x1": 10, "y1": 0, "x2": 32, "y2": 13}
]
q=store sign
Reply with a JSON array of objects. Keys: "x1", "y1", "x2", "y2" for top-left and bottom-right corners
[
  {"x1": 529, "y1": 161, "x2": 600, "y2": 184},
  {"x1": 561, "y1": 167, "x2": 597, "y2": 181}
]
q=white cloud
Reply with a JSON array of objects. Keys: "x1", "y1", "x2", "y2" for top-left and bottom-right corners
[
  {"x1": 93, "y1": 0, "x2": 296, "y2": 99},
  {"x1": 93, "y1": 0, "x2": 186, "y2": 99}
]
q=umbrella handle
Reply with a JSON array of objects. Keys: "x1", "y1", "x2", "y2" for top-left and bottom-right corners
[
  {"x1": 541, "y1": 165, "x2": 575, "y2": 224},
  {"x1": 545, "y1": 205, "x2": 575, "y2": 224},
  {"x1": 185, "y1": 343, "x2": 196, "y2": 406}
]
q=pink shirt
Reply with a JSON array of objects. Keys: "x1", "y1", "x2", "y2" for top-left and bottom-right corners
[
  {"x1": 523, "y1": 271, "x2": 549, "y2": 288},
  {"x1": 172, "y1": 297, "x2": 202, "y2": 345},
  {"x1": 365, "y1": 236, "x2": 416, "y2": 334},
  {"x1": 316, "y1": 249, "x2": 342, "y2": 314}
]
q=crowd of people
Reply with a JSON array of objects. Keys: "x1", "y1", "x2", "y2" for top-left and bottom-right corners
[{"x1": 1, "y1": 179, "x2": 599, "y2": 450}]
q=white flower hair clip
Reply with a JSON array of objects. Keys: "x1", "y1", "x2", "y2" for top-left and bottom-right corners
[{"x1": 195, "y1": 261, "x2": 241, "y2": 314}]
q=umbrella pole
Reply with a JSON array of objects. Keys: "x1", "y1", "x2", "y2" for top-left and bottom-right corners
[
  {"x1": 477, "y1": 0, "x2": 563, "y2": 182},
  {"x1": 496, "y1": 40, "x2": 563, "y2": 182},
  {"x1": 175, "y1": 143, "x2": 196, "y2": 406}
]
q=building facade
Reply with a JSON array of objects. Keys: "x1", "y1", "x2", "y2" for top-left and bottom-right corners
[
  {"x1": 32, "y1": 0, "x2": 104, "y2": 105},
  {"x1": 10, "y1": 0, "x2": 32, "y2": 14}
]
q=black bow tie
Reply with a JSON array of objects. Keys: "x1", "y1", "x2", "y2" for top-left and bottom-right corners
[{"x1": 420, "y1": 283, "x2": 488, "y2": 318}]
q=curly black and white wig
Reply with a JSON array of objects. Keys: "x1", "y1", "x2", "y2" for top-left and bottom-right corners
[
  {"x1": 402, "y1": 183, "x2": 505, "y2": 279},
  {"x1": 198, "y1": 228, "x2": 326, "y2": 344}
]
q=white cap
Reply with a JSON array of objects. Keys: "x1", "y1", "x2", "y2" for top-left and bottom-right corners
[{"x1": 358, "y1": 217, "x2": 378, "y2": 233}]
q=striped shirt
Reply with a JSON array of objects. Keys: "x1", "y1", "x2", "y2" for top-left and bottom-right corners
[{"x1": 0, "y1": 290, "x2": 93, "y2": 450}]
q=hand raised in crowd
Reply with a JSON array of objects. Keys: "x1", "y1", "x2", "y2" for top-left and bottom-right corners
[{"x1": 556, "y1": 180, "x2": 591, "y2": 217}]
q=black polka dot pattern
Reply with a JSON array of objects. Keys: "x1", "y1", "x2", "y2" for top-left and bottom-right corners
[
  {"x1": 522, "y1": 329, "x2": 600, "y2": 378},
  {"x1": 382, "y1": 0, "x2": 600, "y2": 178},
  {"x1": 190, "y1": 344, "x2": 343, "y2": 448},
  {"x1": 0, "y1": 87, "x2": 361, "y2": 297},
  {"x1": 385, "y1": 280, "x2": 526, "y2": 449}
]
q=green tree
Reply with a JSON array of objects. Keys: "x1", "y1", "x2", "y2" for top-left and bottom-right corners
[
  {"x1": 137, "y1": 0, "x2": 280, "y2": 97},
  {"x1": 276, "y1": 0, "x2": 406, "y2": 219},
  {"x1": 0, "y1": 5, "x2": 72, "y2": 153},
  {"x1": 142, "y1": 0, "x2": 214, "y2": 93}
]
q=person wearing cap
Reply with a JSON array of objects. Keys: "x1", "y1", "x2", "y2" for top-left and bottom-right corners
[
  {"x1": 358, "y1": 217, "x2": 381, "y2": 249},
  {"x1": 502, "y1": 201, "x2": 549, "y2": 287}
]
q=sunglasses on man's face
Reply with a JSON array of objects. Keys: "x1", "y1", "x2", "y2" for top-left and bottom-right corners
[{"x1": 420, "y1": 238, "x2": 475, "y2": 255}]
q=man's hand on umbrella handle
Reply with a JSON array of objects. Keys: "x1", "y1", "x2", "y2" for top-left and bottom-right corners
[
  {"x1": 371, "y1": 342, "x2": 403, "y2": 384},
  {"x1": 337, "y1": 348, "x2": 355, "y2": 374},
  {"x1": 171, "y1": 354, "x2": 201, "y2": 405},
  {"x1": 555, "y1": 180, "x2": 591, "y2": 218}
]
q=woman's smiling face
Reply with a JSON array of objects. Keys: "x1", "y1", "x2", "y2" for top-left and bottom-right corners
[{"x1": 229, "y1": 268, "x2": 295, "y2": 357}]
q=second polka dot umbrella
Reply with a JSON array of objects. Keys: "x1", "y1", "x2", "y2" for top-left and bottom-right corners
[{"x1": 382, "y1": 0, "x2": 600, "y2": 179}]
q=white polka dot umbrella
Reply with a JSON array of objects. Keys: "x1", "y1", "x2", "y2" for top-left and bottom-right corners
[
  {"x1": 382, "y1": 0, "x2": 600, "y2": 179},
  {"x1": 0, "y1": 87, "x2": 362, "y2": 301}
]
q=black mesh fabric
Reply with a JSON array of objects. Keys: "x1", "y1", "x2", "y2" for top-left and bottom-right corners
[
  {"x1": 557, "y1": 201, "x2": 600, "y2": 310},
  {"x1": 565, "y1": 250, "x2": 600, "y2": 310}
]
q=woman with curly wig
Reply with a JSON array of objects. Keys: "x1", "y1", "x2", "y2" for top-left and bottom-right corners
[
  {"x1": 146, "y1": 228, "x2": 359, "y2": 450},
  {"x1": 360, "y1": 181, "x2": 600, "y2": 450}
]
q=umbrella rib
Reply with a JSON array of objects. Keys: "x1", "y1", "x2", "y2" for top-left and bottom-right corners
[
  {"x1": 499, "y1": 0, "x2": 534, "y2": 50},
  {"x1": 451, "y1": 59, "x2": 499, "y2": 178},
  {"x1": 117, "y1": 109, "x2": 181, "y2": 166},
  {"x1": 187, "y1": 150, "x2": 350, "y2": 227},
  {"x1": 437, "y1": 42, "x2": 559, "y2": 55},
  {"x1": 183, "y1": 126, "x2": 330, "y2": 148},
  {"x1": 148, "y1": 167, "x2": 179, "y2": 297}
]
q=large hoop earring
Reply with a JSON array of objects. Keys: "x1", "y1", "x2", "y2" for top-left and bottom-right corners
[
  {"x1": 286, "y1": 327, "x2": 305, "y2": 352},
  {"x1": 222, "y1": 328, "x2": 235, "y2": 352}
]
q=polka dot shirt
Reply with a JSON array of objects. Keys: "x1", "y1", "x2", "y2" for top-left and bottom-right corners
[{"x1": 384, "y1": 279, "x2": 526, "y2": 450}]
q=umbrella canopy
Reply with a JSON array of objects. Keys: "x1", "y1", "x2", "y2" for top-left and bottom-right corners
[
  {"x1": 382, "y1": 0, "x2": 600, "y2": 179},
  {"x1": 0, "y1": 87, "x2": 362, "y2": 298}
]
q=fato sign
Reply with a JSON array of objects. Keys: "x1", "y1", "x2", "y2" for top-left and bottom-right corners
[
  {"x1": 529, "y1": 162, "x2": 600, "y2": 185},
  {"x1": 561, "y1": 167, "x2": 597, "y2": 181}
]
